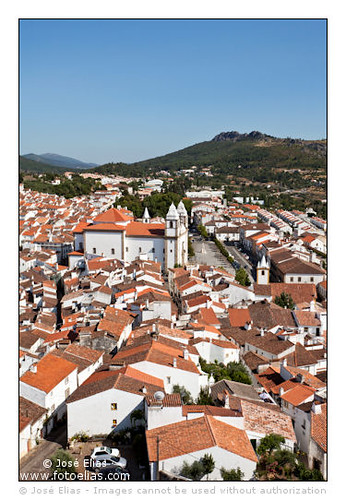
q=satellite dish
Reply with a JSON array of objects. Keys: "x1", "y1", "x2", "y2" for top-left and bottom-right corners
[{"x1": 154, "y1": 391, "x2": 165, "y2": 401}]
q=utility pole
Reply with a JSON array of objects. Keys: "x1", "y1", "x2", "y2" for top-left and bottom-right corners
[{"x1": 156, "y1": 435, "x2": 160, "y2": 481}]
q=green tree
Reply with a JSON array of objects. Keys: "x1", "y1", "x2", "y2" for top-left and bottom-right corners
[
  {"x1": 235, "y1": 267, "x2": 251, "y2": 287},
  {"x1": 274, "y1": 292, "x2": 295, "y2": 310},
  {"x1": 50, "y1": 449, "x2": 76, "y2": 475},
  {"x1": 172, "y1": 384, "x2": 193, "y2": 404},
  {"x1": 180, "y1": 460, "x2": 205, "y2": 480},
  {"x1": 197, "y1": 224, "x2": 208, "y2": 239},
  {"x1": 180, "y1": 454, "x2": 215, "y2": 480},
  {"x1": 220, "y1": 467, "x2": 244, "y2": 481},
  {"x1": 200, "y1": 453, "x2": 215, "y2": 479},
  {"x1": 196, "y1": 387, "x2": 214, "y2": 405},
  {"x1": 257, "y1": 433, "x2": 285, "y2": 456}
]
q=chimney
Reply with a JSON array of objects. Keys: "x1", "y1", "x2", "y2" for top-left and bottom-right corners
[
  {"x1": 224, "y1": 392, "x2": 230, "y2": 409},
  {"x1": 282, "y1": 358, "x2": 287, "y2": 367},
  {"x1": 30, "y1": 363, "x2": 37, "y2": 373},
  {"x1": 245, "y1": 321, "x2": 252, "y2": 331},
  {"x1": 260, "y1": 328, "x2": 265, "y2": 337},
  {"x1": 279, "y1": 387, "x2": 284, "y2": 397},
  {"x1": 173, "y1": 358, "x2": 177, "y2": 368},
  {"x1": 183, "y1": 348, "x2": 189, "y2": 360},
  {"x1": 141, "y1": 386, "x2": 147, "y2": 394},
  {"x1": 312, "y1": 402, "x2": 322, "y2": 414}
]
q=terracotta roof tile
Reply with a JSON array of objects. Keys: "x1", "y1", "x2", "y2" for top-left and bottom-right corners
[
  {"x1": 146, "y1": 416, "x2": 257, "y2": 463},
  {"x1": 228, "y1": 308, "x2": 251, "y2": 327},
  {"x1": 311, "y1": 404, "x2": 327, "y2": 452},
  {"x1": 20, "y1": 353, "x2": 77, "y2": 393}
]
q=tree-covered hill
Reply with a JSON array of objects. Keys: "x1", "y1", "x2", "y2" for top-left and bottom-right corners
[{"x1": 89, "y1": 131, "x2": 326, "y2": 177}]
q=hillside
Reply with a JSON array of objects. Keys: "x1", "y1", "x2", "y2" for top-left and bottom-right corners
[
  {"x1": 19, "y1": 156, "x2": 70, "y2": 174},
  {"x1": 22, "y1": 153, "x2": 98, "y2": 170},
  {"x1": 91, "y1": 131, "x2": 326, "y2": 177}
]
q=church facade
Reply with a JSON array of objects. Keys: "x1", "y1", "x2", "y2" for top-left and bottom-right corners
[{"x1": 73, "y1": 202, "x2": 189, "y2": 272}]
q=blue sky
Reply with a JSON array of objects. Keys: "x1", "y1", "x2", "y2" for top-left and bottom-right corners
[{"x1": 20, "y1": 19, "x2": 326, "y2": 164}]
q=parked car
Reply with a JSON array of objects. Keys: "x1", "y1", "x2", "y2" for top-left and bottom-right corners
[
  {"x1": 91, "y1": 456, "x2": 128, "y2": 472},
  {"x1": 90, "y1": 446, "x2": 120, "y2": 461}
]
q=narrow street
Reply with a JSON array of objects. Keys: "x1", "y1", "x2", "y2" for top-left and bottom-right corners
[{"x1": 20, "y1": 425, "x2": 67, "y2": 477}]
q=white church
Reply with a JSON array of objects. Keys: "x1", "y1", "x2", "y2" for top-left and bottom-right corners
[{"x1": 73, "y1": 201, "x2": 189, "y2": 271}]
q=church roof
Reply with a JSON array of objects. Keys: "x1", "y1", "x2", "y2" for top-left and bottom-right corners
[{"x1": 93, "y1": 207, "x2": 133, "y2": 224}]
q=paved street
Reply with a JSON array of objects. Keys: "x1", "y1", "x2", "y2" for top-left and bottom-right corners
[
  {"x1": 224, "y1": 243, "x2": 255, "y2": 283},
  {"x1": 190, "y1": 237, "x2": 235, "y2": 274},
  {"x1": 20, "y1": 425, "x2": 67, "y2": 477}
]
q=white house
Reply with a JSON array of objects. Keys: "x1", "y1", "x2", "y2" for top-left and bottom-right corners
[
  {"x1": 20, "y1": 353, "x2": 78, "y2": 435},
  {"x1": 191, "y1": 338, "x2": 240, "y2": 364},
  {"x1": 146, "y1": 415, "x2": 258, "y2": 480},
  {"x1": 66, "y1": 366, "x2": 165, "y2": 439},
  {"x1": 111, "y1": 337, "x2": 208, "y2": 399}
]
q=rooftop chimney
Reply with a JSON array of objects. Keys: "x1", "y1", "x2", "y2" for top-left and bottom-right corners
[
  {"x1": 173, "y1": 358, "x2": 177, "y2": 368},
  {"x1": 30, "y1": 363, "x2": 37, "y2": 373},
  {"x1": 141, "y1": 386, "x2": 147, "y2": 394},
  {"x1": 312, "y1": 402, "x2": 322, "y2": 414},
  {"x1": 279, "y1": 387, "x2": 284, "y2": 397},
  {"x1": 183, "y1": 348, "x2": 189, "y2": 360},
  {"x1": 224, "y1": 392, "x2": 230, "y2": 409}
]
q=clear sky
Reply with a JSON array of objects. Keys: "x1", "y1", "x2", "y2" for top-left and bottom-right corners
[{"x1": 20, "y1": 19, "x2": 326, "y2": 165}]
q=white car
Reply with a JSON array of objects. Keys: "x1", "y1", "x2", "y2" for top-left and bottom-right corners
[{"x1": 90, "y1": 447, "x2": 127, "y2": 470}]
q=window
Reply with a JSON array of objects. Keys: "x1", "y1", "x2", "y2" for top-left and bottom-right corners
[
  {"x1": 152, "y1": 248, "x2": 155, "y2": 253},
  {"x1": 112, "y1": 420, "x2": 117, "y2": 427},
  {"x1": 169, "y1": 221, "x2": 173, "y2": 228},
  {"x1": 290, "y1": 277, "x2": 294, "y2": 282},
  {"x1": 167, "y1": 376, "x2": 171, "y2": 384},
  {"x1": 298, "y1": 277, "x2": 301, "y2": 282},
  {"x1": 163, "y1": 249, "x2": 165, "y2": 254},
  {"x1": 310, "y1": 277, "x2": 314, "y2": 282},
  {"x1": 93, "y1": 248, "x2": 96, "y2": 254},
  {"x1": 111, "y1": 248, "x2": 115, "y2": 255},
  {"x1": 139, "y1": 247, "x2": 142, "y2": 253},
  {"x1": 170, "y1": 249, "x2": 173, "y2": 253},
  {"x1": 316, "y1": 328, "x2": 320, "y2": 335},
  {"x1": 65, "y1": 377, "x2": 69, "y2": 385},
  {"x1": 302, "y1": 419, "x2": 306, "y2": 430},
  {"x1": 126, "y1": 247, "x2": 128, "y2": 252},
  {"x1": 111, "y1": 403, "x2": 117, "y2": 410},
  {"x1": 65, "y1": 388, "x2": 70, "y2": 399},
  {"x1": 261, "y1": 270, "x2": 265, "y2": 276}
]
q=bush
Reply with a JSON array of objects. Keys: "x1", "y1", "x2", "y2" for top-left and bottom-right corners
[
  {"x1": 172, "y1": 384, "x2": 193, "y2": 404},
  {"x1": 221, "y1": 467, "x2": 244, "y2": 481},
  {"x1": 50, "y1": 449, "x2": 76, "y2": 474},
  {"x1": 71, "y1": 431, "x2": 90, "y2": 443},
  {"x1": 235, "y1": 267, "x2": 251, "y2": 286},
  {"x1": 180, "y1": 453, "x2": 215, "y2": 480}
]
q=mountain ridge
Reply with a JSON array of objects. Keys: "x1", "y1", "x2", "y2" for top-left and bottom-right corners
[{"x1": 23, "y1": 153, "x2": 98, "y2": 169}]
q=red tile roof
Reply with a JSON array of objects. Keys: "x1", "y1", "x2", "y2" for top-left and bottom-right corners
[
  {"x1": 20, "y1": 353, "x2": 77, "y2": 393},
  {"x1": 311, "y1": 404, "x2": 327, "y2": 452},
  {"x1": 146, "y1": 416, "x2": 258, "y2": 463},
  {"x1": 228, "y1": 308, "x2": 251, "y2": 327},
  {"x1": 93, "y1": 207, "x2": 133, "y2": 223},
  {"x1": 125, "y1": 222, "x2": 165, "y2": 237},
  {"x1": 280, "y1": 385, "x2": 315, "y2": 406}
]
